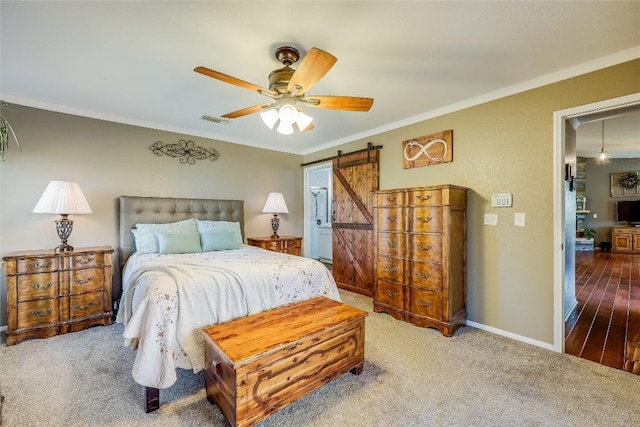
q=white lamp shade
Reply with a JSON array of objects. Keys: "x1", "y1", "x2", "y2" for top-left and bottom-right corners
[
  {"x1": 278, "y1": 104, "x2": 298, "y2": 125},
  {"x1": 260, "y1": 109, "x2": 279, "y2": 129},
  {"x1": 33, "y1": 181, "x2": 92, "y2": 214},
  {"x1": 276, "y1": 121, "x2": 294, "y2": 135},
  {"x1": 295, "y1": 111, "x2": 313, "y2": 131},
  {"x1": 262, "y1": 192, "x2": 289, "y2": 214}
]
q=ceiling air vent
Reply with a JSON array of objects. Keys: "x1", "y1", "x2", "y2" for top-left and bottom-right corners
[{"x1": 200, "y1": 114, "x2": 229, "y2": 124}]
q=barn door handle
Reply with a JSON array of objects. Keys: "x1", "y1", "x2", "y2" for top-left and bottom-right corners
[
  {"x1": 417, "y1": 244, "x2": 433, "y2": 251},
  {"x1": 418, "y1": 299, "x2": 433, "y2": 308},
  {"x1": 416, "y1": 195, "x2": 433, "y2": 201}
]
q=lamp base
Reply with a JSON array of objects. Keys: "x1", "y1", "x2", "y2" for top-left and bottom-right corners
[
  {"x1": 271, "y1": 214, "x2": 280, "y2": 239},
  {"x1": 55, "y1": 215, "x2": 75, "y2": 253}
]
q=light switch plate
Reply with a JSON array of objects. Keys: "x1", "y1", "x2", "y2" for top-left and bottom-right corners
[
  {"x1": 484, "y1": 213, "x2": 498, "y2": 226},
  {"x1": 515, "y1": 212, "x2": 526, "y2": 227}
]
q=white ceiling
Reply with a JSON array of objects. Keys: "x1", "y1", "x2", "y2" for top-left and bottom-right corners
[{"x1": 1, "y1": 1, "x2": 639, "y2": 156}]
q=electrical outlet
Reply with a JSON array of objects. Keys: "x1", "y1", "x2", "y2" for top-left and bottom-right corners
[{"x1": 484, "y1": 213, "x2": 498, "y2": 226}]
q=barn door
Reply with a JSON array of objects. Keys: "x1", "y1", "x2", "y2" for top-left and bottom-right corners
[{"x1": 331, "y1": 146, "x2": 380, "y2": 296}]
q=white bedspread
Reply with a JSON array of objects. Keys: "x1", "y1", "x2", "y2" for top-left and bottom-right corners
[{"x1": 116, "y1": 245, "x2": 341, "y2": 389}]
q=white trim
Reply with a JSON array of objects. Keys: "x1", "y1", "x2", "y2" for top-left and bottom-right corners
[
  {"x1": 0, "y1": 325, "x2": 6, "y2": 333},
  {"x1": 302, "y1": 162, "x2": 333, "y2": 258},
  {"x1": 552, "y1": 92, "x2": 640, "y2": 353},
  {"x1": 466, "y1": 320, "x2": 555, "y2": 352}
]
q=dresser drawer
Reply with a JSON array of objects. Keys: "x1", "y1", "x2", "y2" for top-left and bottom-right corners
[
  {"x1": 17, "y1": 299, "x2": 58, "y2": 329},
  {"x1": 17, "y1": 272, "x2": 59, "y2": 301},
  {"x1": 69, "y1": 268, "x2": 104, "y2": 294},
  {"x1": 377, "y1": 192, "x2": 404, "y2": 207},
  {"x1": 377, "y1": 232, "x2": 405, "y2": 258},
  {"x1": 375, "y1": 279, "x2": 405, "y2": 310},
  {"x1": 68, "y1": 252, "x2": 105, "y2": 269},
  {"x1": 408, "y1": 288, "x2": 442, "y2": 320},
  {"x1": 17, "y1": 257, "x2": 59, "y2": 274},
  {"x1": 410, "y1": 260, "x2": 443, "y2": 291},
  {"x1": 376, "y1": 207, "x2": 404, "y2": 232},
  {"x1": 410, "y1": 207, "x2": 442, "y2": 233},
  {"x1": 409, "y1": 189, "x2": 442, "y2": 206},
  {"x1": 376, "y1": 256, "x2": 404, "y2": 282},
  {"x1": 409, "y1": 234, "x2": 443, "y2": 261},
  {"x1": 69, "y1": 292, "x2": 104, "y2": 319}
]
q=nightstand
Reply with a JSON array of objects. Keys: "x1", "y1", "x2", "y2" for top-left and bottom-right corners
[
  {"x1": 2, "y1": 246, "x2": 114, "y2": 346},
  {"x1": 246, "y1": 236, "x2": 302, "y2": 256}
]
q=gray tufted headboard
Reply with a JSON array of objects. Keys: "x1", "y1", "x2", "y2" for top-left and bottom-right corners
[{"x1": 118, "y1": 196, "x2": 244, "y2": 273}]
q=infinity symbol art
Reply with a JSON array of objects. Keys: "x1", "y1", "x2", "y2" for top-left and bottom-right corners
[{"x1": 403, "y1": 138, "x2": 448, "y2": 162}]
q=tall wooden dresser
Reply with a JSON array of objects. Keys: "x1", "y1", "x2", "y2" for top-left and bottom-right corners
[
  {"x1": 373, "y1": 185, "x2": 468, "y2": 337},
  {"x1": 3, "y1": 246, "x2": 114, "y2": 345}
]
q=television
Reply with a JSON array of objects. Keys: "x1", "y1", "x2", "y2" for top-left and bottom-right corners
[{"x1": 616, "y1": 200, "x2": 640, "y2": 224}]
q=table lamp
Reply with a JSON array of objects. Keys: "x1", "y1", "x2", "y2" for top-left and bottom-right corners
[{"x1": 262, "y1": 192, "x2": 288, "y2": 238}]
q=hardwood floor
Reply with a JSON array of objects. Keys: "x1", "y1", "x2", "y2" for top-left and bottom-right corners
[{"x1": 565, "y1": 250, "x2": 640, "y2": 371}]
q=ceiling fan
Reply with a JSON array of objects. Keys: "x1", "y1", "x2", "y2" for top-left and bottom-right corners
[{"x1": 194, "y1": 46, "x2": 374, "y2": 134}]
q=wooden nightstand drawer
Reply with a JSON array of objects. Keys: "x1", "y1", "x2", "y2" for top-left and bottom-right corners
[
  {"x1": 69, "y1": 268, "x2": 104, "y2": 294},
  {"x1": 68, "y1": 252, "x2": 104, "y2": 269},
  {"x1": 17, "y1": 299, "x2": 58, "y2": 329},
  {"x1": 409, "y1": 189, "x2": 442, "y2": 206},
  {"x1": 17, "y1": 272, "x2": 59, "y2": 301},
  {"x1": 17, "y1": 257, "x2": 59, "y2": 274},
  {"x1": 69, "y1": 292, "x2": 104, "y2": 319}
]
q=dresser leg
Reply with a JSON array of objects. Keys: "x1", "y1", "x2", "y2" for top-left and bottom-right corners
[{"x1": 145, "y1": 387, "x2": 160, "y2": 413}]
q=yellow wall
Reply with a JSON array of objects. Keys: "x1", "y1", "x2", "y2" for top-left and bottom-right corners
[{"x1": 303, "y1": 59, "x2": 640, "y2": 344}]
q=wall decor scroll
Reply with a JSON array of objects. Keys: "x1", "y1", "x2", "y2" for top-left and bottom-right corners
[
  {"x1": 402, "y1": 130, "x2": 453, "y2": 169},
  {"x1": 149, "y1": 140, "x2": 220, "y2": 165},
  {"x1": 610, "y1": 170, "x2": 640, "y2": 197}
]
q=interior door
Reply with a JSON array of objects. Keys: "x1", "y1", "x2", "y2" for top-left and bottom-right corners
[{"x1": 331, "y1": 148, "x2": 380, "y2": 296}]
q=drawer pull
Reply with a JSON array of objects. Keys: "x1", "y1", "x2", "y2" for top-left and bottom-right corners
[
  {"x1": 32, "y1": 309, "x2": 53, "y2": 317},
  {"x1": 416, "y1": 195, "x2": 433, "y2": 201},
  {"x1": 418, "y1": 299, "x2": 433, "y2": 308},
  {"x1": 31, "y1": 282, "x2": 53, "y2": 290},
  {"x1": 73, "y1": 302, "x2": 95, "y2": 310},
  {"x1": 75, "y1": 257, "x2": 96, "y2": 265},
  {"x1": 31, "y1": 261, "x2": 53, "y2": 269},
  {"x1": 74, "y1": 277, "x2": 94, "y2": 285},
  {"x1": 416, "y1": 217, "x2": 433, "y2": 223},
  {"x1": 385, "y1": 266, "x2": 398, "y2": 273},
  {"x1": 385, "y1": 290, "x2": 397, "y2": 299},
  {"x1": 386, "y1": 217, "x2": 397, "y2": 222},
  {"x1": 386, "y1": 197, "x2": 397, "y2": 202},
  {"x1": 417, "y1": 271, "x2": 432, "y2": 279},
  {"x1": 387, "y1": 242, "x2": 398, "y2": 248},
  {"x1": 209, "y1": 359, "x2": 223, "y2": 375},
  {"x1": 417, "y1": 244, "x2": 433, "y2": 251}
]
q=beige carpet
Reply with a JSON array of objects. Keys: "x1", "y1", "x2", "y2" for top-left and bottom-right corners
[{"x1": 0, "y1": 290, "x2": 638, "y2": 426}]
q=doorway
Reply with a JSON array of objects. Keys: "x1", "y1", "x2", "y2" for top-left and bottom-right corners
[
  {"x1": 303, "y1": 162, "x2": 333, "y2": 264},
  {"x1": 553, "y1": 92, "x2": 640, "y2": 359}
]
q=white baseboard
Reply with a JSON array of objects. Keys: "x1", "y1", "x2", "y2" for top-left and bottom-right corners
[
  {"x1": 466, "y1": 320, "x2": 556, "y2": 352},
  {"x1": 0, "y1": 325, "x2": 6, "y2": 333}
]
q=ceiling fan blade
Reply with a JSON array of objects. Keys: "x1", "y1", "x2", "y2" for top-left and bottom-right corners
[
  {"x1": 194, "y1": 66, "x2": 277, "y2": 97},
  {"x1": 287, "y1": 48, "x2": 337, "y2": 95},
  {"x1": 295, "y1": 122, "x2": 315, "y2": 132},
  {"x1": 303, "y1": 95, "x2": 374, "y2": 112},
  {"x1": 221, "y1": 103, "x2": 272, "y2": 119}
]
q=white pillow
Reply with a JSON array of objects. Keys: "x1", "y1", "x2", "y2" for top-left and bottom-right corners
[
  {"x1": 132, "y1": 218, "x2": 197, "y2": 254},
  {"x1": 196, "y1": 220, "x2": 243, "y2": 246}
]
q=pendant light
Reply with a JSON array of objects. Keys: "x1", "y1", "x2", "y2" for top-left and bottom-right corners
[{"x1": 595, "y1": 120, "x2": 610, "y2": 165}]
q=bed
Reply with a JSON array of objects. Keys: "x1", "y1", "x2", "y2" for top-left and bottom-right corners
[{"x1": 115, "y1": 196, "x2": 341, "y2": 411}]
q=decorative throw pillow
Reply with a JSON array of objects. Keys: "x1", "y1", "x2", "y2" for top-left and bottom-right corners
[
  {"x1": 196, "y1": 220, "x2": 243, "y2": 246},
  {"x1": 157, "y1": 232, "x2": 202, "y2": 254},
  {"x1": 200, "y1": 231, "x2": 241, "y2": 252},
  {"x1": 132, "y1": 218, "x2": 197, "y2": 254}
]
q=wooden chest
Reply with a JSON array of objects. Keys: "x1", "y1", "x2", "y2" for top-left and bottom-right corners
[{"x1": 202, "y1": 297, "x2": 367, "y2": 427}]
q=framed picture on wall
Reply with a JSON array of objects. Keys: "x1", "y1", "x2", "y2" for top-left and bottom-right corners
[{"x1": 610, "y1": 171, "x2": 640, "y2": 198}]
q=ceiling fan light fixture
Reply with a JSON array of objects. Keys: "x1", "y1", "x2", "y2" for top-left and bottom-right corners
[
  {"x1": 295, "y1": 111, "x2": 313, "y2": 131},
  {"x1": 277, "y1": 121, "x2": 294, "y2": 135},
  {"x1": 260, "y1": 109, "x2": 279, "y2": 129},
  {"x1": 278, "y1": 103, "x2": 298, "y2": 125}
]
